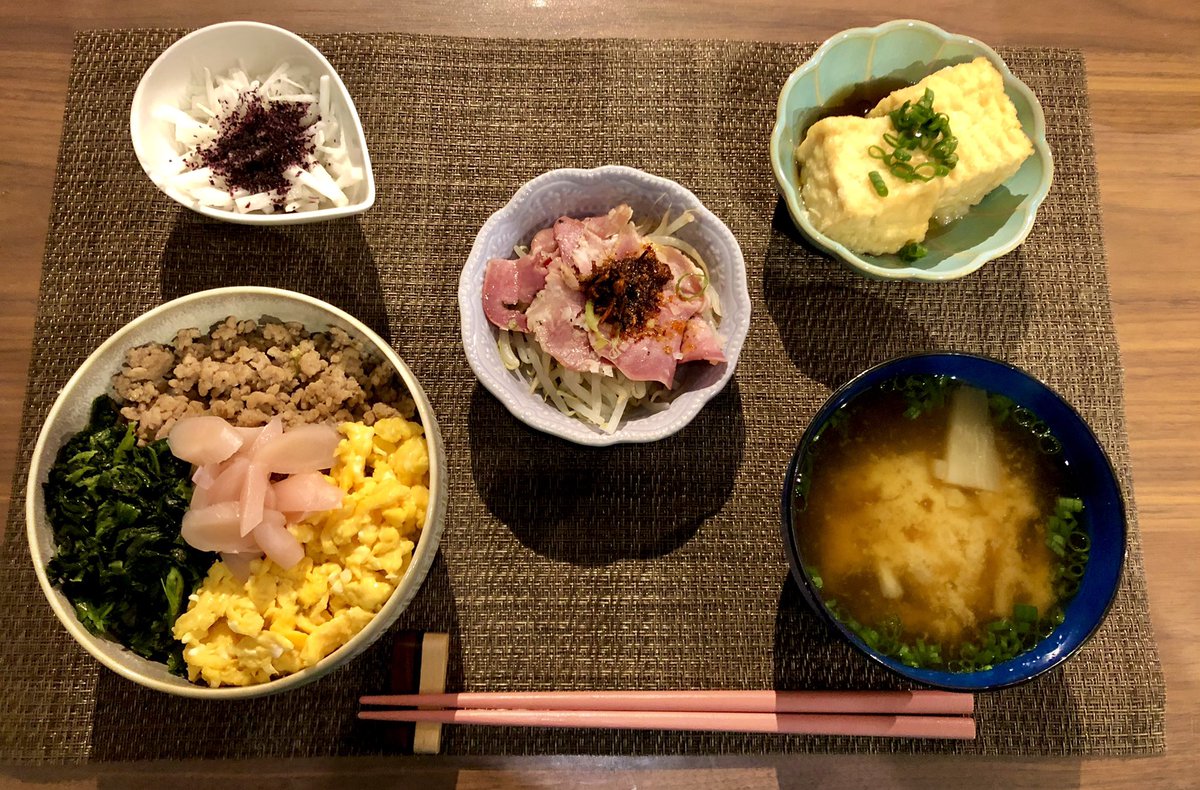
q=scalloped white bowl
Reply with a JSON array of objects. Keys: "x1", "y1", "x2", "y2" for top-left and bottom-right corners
[
  {"x1": 458, "y1": 166, "x2": 751, "y2": 446},
  {"x1": 770, "y1": 19, "x2": 1054, "y2": 281},
  {"x1": 130, "y1": 21, "x2": 376, "y2": 225},
  {"x1": 27, "y1": 287, "x2": 447, "y2": 698}
]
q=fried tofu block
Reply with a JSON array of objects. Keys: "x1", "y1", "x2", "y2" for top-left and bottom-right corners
[
  {"x1": 868, "y1": 57, "x2": 1034, "y2": 224},
  {"x1": 796, "y1": 114, "x2": 943, "y2": 255}
]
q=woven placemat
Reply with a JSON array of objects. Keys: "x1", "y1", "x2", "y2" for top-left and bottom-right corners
[{"x1": 0, "y1": 31, "x2": 1164, "y2": 763}]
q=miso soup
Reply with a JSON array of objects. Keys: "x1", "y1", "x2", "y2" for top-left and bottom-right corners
[{"x1": 792, "y1": 375, "x2": 1089, "y2": 672}]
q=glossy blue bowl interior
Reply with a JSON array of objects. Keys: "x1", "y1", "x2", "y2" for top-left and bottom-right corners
[{"x1": 780, "y1": 353, "x2": 1126, "y2": 691}]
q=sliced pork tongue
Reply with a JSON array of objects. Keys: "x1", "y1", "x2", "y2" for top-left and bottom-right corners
[
  {"x1": 481, "y1": 230, "x2": 555, "y2": 331},
  {"x1": 679, "y1": 316, "x2": 726, "y2": 364},
  {"x1": 482, "y1": 204, "x2": 725, "y2": 385},
  {"x1": 524, "y1": 266, "x2": 606, "y2": 374},
  {"x1": 554, "y1": 205, "x2": 639, "y2": 279}
]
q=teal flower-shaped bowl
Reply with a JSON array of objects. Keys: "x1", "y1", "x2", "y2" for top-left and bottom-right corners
[{"x1": 770, "y1": 19, "x2": 1054, "y2": 281}]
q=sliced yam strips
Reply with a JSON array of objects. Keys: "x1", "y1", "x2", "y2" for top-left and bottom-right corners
[{"x1": 168, "y1": 416, "x2": 344, "y2": 571}]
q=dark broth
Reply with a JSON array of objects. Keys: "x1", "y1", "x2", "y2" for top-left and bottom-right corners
[
  {"x1": 792, "y1": 378, "x2": 1082, "y2": 671},
  {"x1": 801, "y1": 76, "x2": 912, "y2": 136}
]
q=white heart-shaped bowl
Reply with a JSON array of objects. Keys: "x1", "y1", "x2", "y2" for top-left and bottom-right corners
[
  {"x1": 458, "y1": 166, "x2": 752, "y2": 446},
  {"x1": 130, "y1": 21, "x2": 376, "y2": 225},
  {"x1": 27, "y1": 287, "x2": 447, "y2": 698}
]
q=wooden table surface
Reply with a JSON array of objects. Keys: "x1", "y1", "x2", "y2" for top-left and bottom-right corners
[{"x1": 1, "y1": 2, "x2": 1196, "y2": 788}]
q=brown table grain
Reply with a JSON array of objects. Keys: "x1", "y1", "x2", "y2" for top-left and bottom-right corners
[{"x1": 0, "y1": 3, "x2": 1196, "y2": 788}]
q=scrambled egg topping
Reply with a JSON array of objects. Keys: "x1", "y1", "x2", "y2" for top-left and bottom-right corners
[{"x1": 173, "y1": 417, "x2": 430, "y2": 687}]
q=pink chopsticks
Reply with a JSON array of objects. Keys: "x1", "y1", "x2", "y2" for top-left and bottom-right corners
[{"x1": 358, "y1": 690, "x2": 976, "y2": 740}]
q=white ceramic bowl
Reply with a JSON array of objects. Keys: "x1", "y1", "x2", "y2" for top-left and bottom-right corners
[
  {"x1": 458, "y1": 166, "x2": 751, "y2": 446},
  {"x1": 26, "y1": 287, "x2": 447, "y2": 698},
  {"x1": 130, "y1": 21, "x2": 376, "y2": 225}
]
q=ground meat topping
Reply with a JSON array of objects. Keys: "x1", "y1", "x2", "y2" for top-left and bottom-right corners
[{"x1": 112, "y1": 316, "x2": 412, "y2": 442}]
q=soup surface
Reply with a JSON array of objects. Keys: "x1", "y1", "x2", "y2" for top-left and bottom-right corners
[{"x1": 793, "y1": 378, "x2": 1079, "y2": 669}]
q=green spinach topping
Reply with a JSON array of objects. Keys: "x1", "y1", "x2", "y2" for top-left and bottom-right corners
[{"x1": 44, "y1": 396, "x2": 212, "y2": 674}]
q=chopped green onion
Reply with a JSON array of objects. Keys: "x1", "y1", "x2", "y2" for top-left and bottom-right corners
[
  {"x1": 866, "y1": 88, "x2": 956, "y2": 189},
  {"x1": 674, "y1": 271, "x2": 709, "y2": 301},
  {"x1": 869, "y1": 170, "x2": 888, "y2": 197},
  {"x1": 898, "y1": 241, "x2": 927, "y2": 262},
  {"x1": 1014, "y1": 603, "x2": 1039, "y2": 623}
]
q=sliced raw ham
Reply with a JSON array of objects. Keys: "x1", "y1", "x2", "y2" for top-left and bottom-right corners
[
  {"x1": 482, "y1": 228, "x2": 558, "y2": 332},
  {"x1": 553, "y1": 217, "x2": 606, "y2": 278},
  {"x1": 529, "y1": 227, "x2": 558, "y2": 256},
  {"x1": 587, "y1": 206, "x2": 641, "y2": 260},
  {"x1": 252, "y1": 511, "x2": 304, "y2": 570},
  {"x1": 525, "y1": 267, "x2": 604, "y2": 373},
  {"x1": 607, "y1": 334, "x2": 682, "y2": 388},
  {"x1": 583, "y1": 205, "x2": 633, "y2": 237},
  {"x1": 478, "y1": 204, "x2": 729, "y2": 400},
  {"x1": 656, "y1": 244, "x2": 701, "y2": 282},
  {"x1": 168, "y1": 416, "x2": 243, "y2": 466},
  {"x1": 679, "y1": 316, "x2": 727, "y2": 364},
  {"x1": 483, "y1": 258, "x2": 535, "y2": 332},
  {"x1": 272, "y1": 471, "x2": 344, "y2": 512}
]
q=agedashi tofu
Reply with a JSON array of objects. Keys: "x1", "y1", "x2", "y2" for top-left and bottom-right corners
[
  {"x1": 797, "y1": 115, "x2": 943, "y2": 256},
  {"x1": 795, "y1": 57, "x2": 1034, "y2": 255},
  {"x1": 869, "y1": 57, "x2": 1034, "y2": 225}
]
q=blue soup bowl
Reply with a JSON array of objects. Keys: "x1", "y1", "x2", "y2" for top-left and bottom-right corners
[{"x1": 780, "y1": 353, "x2": 1125, "y2": 691}]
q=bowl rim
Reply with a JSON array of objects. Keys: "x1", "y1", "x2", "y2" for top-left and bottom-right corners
[
  {"x1": 457, "y1": 164, "x2": 751, "y2": 446},
  {"x1": 778, "y1": 351, "x2": 1127, "y2": 692},
  {"x1": 129, "y1": 20, "x2": 377, "y2": 225},
  {"x1": 769, "y1": 18, "x2": 1055, "y2": 282},
  {"x1": 25, "y1": 286, "x2": 446, "y2": 698}
]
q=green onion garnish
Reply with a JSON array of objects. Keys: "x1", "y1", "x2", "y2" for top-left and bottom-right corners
[
  {"x1": 898, "y1": 241, "x2": 927, "y2": 262},
  {"x1": 674, "y1": 271, "x2": 709, "y2": 301},
  {"x1": 1013, "y1": 603, "x2": 1039, "y2": 623},
  {"x1": 869, "y1": 170, "x2": 888, "y2": 196},
  {"x1": 866, "y1": 88, "x2": 957, "y2": 195}
]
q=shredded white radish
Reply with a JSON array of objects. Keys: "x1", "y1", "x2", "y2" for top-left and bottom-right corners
[{"x1": 152, "y1": 62, "x2": 362, "y2": 214}]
